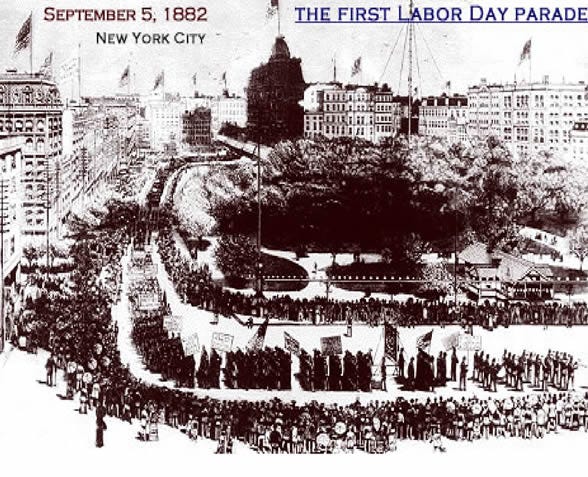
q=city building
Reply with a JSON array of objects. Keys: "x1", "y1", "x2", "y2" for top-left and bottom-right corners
[
  {"x1": 144, "y1": 97, "x2": 185, "y2": 152},
  {"x1": 211, "y1": 91, "x2": 247, "y2": 134},
  {"x1": 303, "y1": 83, "x2": 404, "y2": 143},
  {"x1": 247, "y1": 35, "x2": 306, "y2": 143},
  {"x1": 571, "y1": 120, "x2": 588, "y2": 163},
  {"x1": 182, "y1": 107, "x2": 212, "y2": 149},
  {"x1": 459, "y1": 241, "x2": 554, "y2": 302},
  {"x1": 467, "y1": 77, "x2": 588, "y2": 157},
  {"x1": 0, "y1": 137, "x2": 24, "y2": 348},
  {"x1": 0, "y1": 71, "x2": 63, "y2": 243},
  {"x1": 419, "y1": 94, "x2": 469, "y2": 144}
]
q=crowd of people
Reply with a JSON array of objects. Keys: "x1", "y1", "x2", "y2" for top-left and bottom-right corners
[
  {"x1": 475, "y1": 349, "x2": 578, "y2": 392},
  {"x1": 297, "y1": 350, "x2": 374, "y2": 392},
  {"x1": 12, "y1": 179, "x2": 588, "y2": 454},
  {"x1": 157, "y1": 229, "x2": 588, "y2": 329},
  {"x1": 223, "y1": 347, "x2": 292, "y2": 390}
]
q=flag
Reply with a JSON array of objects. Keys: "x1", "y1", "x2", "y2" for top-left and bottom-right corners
[
  {"x1": 247, "y1": 317, "x2": 269, "y2": 351},
  {"x1": 14, "y1": 13, "x2": 32, "y2": 54},
  {"x1": 40, "y1": 52, "x2": 53, "y2": 78},
  {"x1": 153, "y1": 70, "x2": 165, "y2": 91},
  {"x1": 442, "y1": 331, "x2": 460, "y2": 351},
  {"x1": 119, "y1": 65, "x2": 130, "y2": 88},
  {"x1": 221, "y1": 71, "x2": 227, "y2": 82},
  {"x1": 192, "y1": 72, "x2": 198, "y2": 88},
  {"x1": 519, "y1": 38, "x2": 531, "y2": 65},
  {"x1": 284, "y1": 332, "x2": 301, "y2": 356},
  {"x1": 446, "y1": 80, "x2": 451, "y2": 90},
  {"x1": 351, "y1": 57, "x2": 362, "y2": 77},
  {"x1": 416, "y1": 329, "x2": 433, "y2": 351},
  {"x1": 266, "y1": 4, "x2": 278, "y2": 18},
  {"x1": 384, "y1": 322, "x2": 398, "y2": 361}
]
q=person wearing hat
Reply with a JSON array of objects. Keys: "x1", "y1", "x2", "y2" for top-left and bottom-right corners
[
  {"x1": 459, "y1": 357, "x2": 468, "y2": 391},
  {"x1": 95, "y1": 402, "x2": 107, "y2": 448}
]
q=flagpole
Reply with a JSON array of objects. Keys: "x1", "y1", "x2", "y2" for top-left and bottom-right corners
[
  {"x1": 529, "y1": 39, "x2": 532, "y2": 84},
  {"x1": 30, "y1": 12, "x2": 33, "y2": 76},
  {"x1": 277, "y1": 3, "x2": 281, "y2": 36},
  {"x1": 78, "y1": 43, "x2": 82, "y2": 100}
]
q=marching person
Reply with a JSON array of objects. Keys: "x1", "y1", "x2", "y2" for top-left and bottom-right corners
[
  {"x1": 95, "y1": 402, "x2": 107, "y2": 448},
  {"x1": 459, "y1": 357, "x2": 468, "y2": 391}
]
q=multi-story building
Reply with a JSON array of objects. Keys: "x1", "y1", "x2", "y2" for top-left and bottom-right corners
[
  {"x1": 0, "y1": 137, "x2": 24, "y2": 279},
  {"x1": 182, "y1": 107, "x2": 212, "y2": 148},
  {"x1": 211, "y1": 91, "x2": 247, "y2": 134},
  {"x1": 468, "y1": 77, "x2": 588, "y2": 157},
  {"x1": 419, "y1": 94, "x2": 469, "y2": 144},
  {"x1": 0, "y1": 137, "x2": 24, "y2": 347},
  {"x1": 303, "y1": 83, "x2": 404, "y2": 143},
  {"x1": 374, "y1": 89, "x2": 401, "y2": 143},
  {"x1": 144, "y1": 97, "x2": 184, "y2": 152},
  {"x1": 571, "y1": 120, "x2": 588, "y2": 163},
  {"x1": 247, "y1": 35, "x2": 306, "y2": 143},
  {"x1": 0, "y1": 72, "x2": 63, "y2": 243}
]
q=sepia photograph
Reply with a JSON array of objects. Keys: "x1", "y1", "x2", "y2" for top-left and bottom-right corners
[{"x1": 0, "y1": 0, "x2": 587, "y2": 474}]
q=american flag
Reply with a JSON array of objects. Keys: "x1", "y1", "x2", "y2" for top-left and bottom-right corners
[
  {"x1": 247, "y1": 317, "x2": 269, "y2": 351},
  {"x1": 14, "y1": 13, "x2": 32, "y2": 55},
  {"x1": 153, "y1": 70, "x2": 165, "y2": 91},
  {"x1": 351, "y1": 57, "x2": 362, "y2": 77},
  {"x1": 519, "y1": 38, "x2": 531, "y2": 65},
  {"x1": 416, "y1": 329, "x2": 433, "y2": 351},
  {"x1": 284, "y1": 331, "x2": 301, "y2": 356},
  {"x1": 119, "y1": 65, "x2": 130, "y2": 88}
]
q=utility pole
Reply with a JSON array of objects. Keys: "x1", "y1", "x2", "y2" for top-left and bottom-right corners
[
  {"x1": 256, "y1": 137, "x2": 263, "y2": 298},
  {"x1": 407, "y1": 0, "x2": 414, "y2": 142},
  {"x1": 0, "y1": 176, "x2": 5, "y2": 351},
  {"x1": 45, "y1": 157, "x2": 50, "y2": 278}
]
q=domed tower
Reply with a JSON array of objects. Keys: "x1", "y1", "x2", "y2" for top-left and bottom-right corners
[{"x1": 246, "y1": 36, "x2": 306, "y2": 144}]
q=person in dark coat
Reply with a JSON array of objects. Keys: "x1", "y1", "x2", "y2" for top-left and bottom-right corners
[
  {"x1": 407, "y1": 357, "x2": 415, "y2": 388},
  {"x1": 397, "y1": 348, "x2": 405, "y2": 379},
  {"x1": 451, "y1": 347, "x2": 458, "y2": 381},
  {"x1": 96, "y1": 403, "x2": 107, "y2": 448}
]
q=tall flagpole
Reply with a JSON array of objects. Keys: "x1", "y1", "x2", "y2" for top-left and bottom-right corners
[
  {"x1": 30, "y1": 12, "x2": 33, "y2": 76},
  {"x1": 78, "y1": 43, "x2": 82, "y2": 100},
  {"x1": 529, "y1": 38, "x2": 532, "y2": 84},
  {"x1": 277, "y1": 2, "x2": 281, "y2": 36}
]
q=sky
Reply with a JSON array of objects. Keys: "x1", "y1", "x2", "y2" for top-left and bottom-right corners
[{"x1": 0, "y1": 0, "x2": 586, "y2": 98}]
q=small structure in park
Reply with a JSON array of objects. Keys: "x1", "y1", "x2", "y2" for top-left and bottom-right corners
[{"x1": 458, "y1": 242, "x2": 553, "y2": 302}]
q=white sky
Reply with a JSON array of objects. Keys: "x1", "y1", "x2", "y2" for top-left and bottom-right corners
[{"x1": 0, "y1": 0, "x2": 586, "y2": 98}]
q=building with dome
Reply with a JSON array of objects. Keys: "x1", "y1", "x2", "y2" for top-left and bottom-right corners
[{"x1": 246, "y1": 35, "x2": 306, "y2": 144}]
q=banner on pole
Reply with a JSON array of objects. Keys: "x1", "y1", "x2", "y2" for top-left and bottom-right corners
[
  {"x1": 458, "y1": 334, "x2": 482, "y2": 351},
  {"x1": 284, "y1": 331, "x2": 301, "y2": 356},
  {"x1": 320, "y1": 335, "x2": 342, "y2": 356},
  {"x1": 182, "y1": 332, "x2": 200, "y2": 356},
  {"x1": 211, "y1": 332, "x2": 234, "y2": 352}
]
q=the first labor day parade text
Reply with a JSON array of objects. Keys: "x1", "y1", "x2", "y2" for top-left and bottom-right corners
[{"x1": 295, "y1": 5, "x2": 588, "y2": 22}]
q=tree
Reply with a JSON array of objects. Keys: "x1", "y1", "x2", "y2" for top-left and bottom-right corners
[
  {"x1": 568, "y1": 225, "x2": 588, "y2": 271},
  {"x1": 214, "y1": 234, "x2": 257, "y2": 280},
  {"x1": 418, "y1": 262, "x2": 453, "y2": 300}
]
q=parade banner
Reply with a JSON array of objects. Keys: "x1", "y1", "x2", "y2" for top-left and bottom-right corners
[
  {"x1": 442, "y1": 332, "x2": 461, "y2": 351},
  {"x1": 211, "y1": 332, "x2": 234, "y2": 352},
  {"x1": 458, "y1": 334, "x2": 482, "y2": 351},
  {"x1": 182, "y1": 332, "x2": 200, "y2": 356},
  {"x1": 138, "y1": 292, "x2": 160, "y2": 311},
  {"x1": 320, "y1": 335, "x2": 342, "y2": 356},
  {"x1": 163, "y1": 315, "x2": 182, "y2": 334}
]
